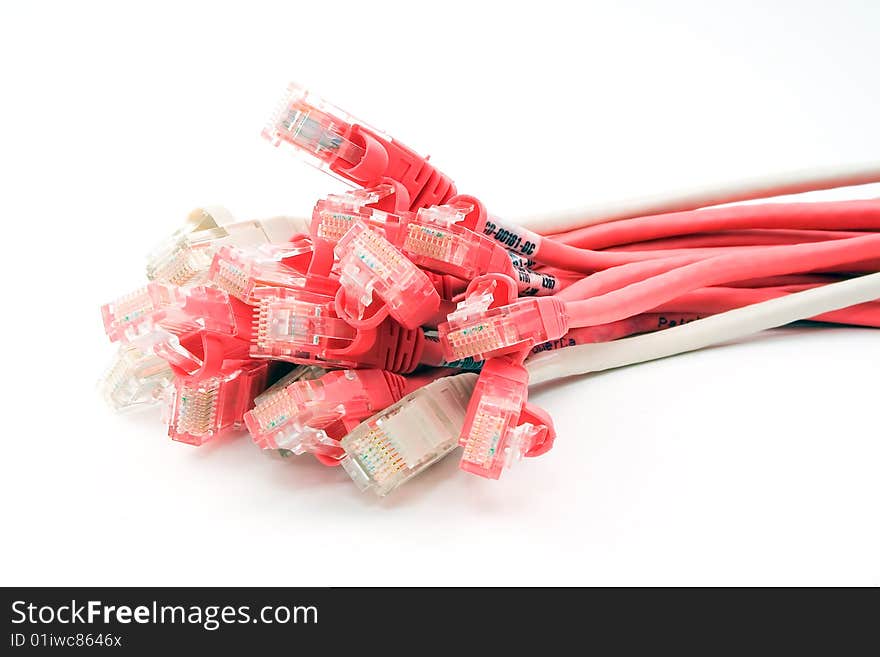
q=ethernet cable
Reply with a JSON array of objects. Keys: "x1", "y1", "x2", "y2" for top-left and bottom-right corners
[
  {"x1": 458, "y1": 201, "x2": 880, "y2": 275},
  {"x1": 511, "y1": 161, "x2": 880, "y2": 234},
  {"x1": 529, "y1": 312, "x2": 705, "y2": 352},
  {"x1": 560, "y1": 234, "x2": 880, "y2": 328},
  {"x1": 436, "y1": 238, "x2": 880, "y2": 481},
  {"x1": 263, "y1": 83, "x2": 456, "y2": 211},
  {"x1": 550, "y1": 199, "x2": 880, "y2": 249},
  {"x1": 650, "y1": 285, "x2": 880, "y2": 327},
  {"x1": 437, "y1": 234, "x2": 880, "y2": 365},
  {"x1": 596, "y1": 228, "x2": 867, "y2": 252},
  {"x1": 528, "y1": 292, "x2": 880, "y2": 358},
  {"x1": 97, "y1": 80, "x2": 880, "y2": 493},
  {"x1": 526, "y1": 271, "x2": 880, "y2": 384},
  {"x1": 491, "y1": 201, "x2": 880, "y2": 275},
  {"x1": 339, "y1": 273, "x2": 880, "y2": 494}
]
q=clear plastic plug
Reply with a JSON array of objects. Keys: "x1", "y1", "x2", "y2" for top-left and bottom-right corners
[
  {"x1": 340, "y1": 373, "x2": 477, "y2": 496},
  {"x1": 261, "y1": 82, "x2": 371, "y2": 178},
  {"x1": 99, "y1": 343, "x2": 174, "y2": 411},
  {"x1": 250, "y1": 286, "x2": 359, "y2": 366},
  {"x1": 207, "y1": 245, "x2": 307, "y2": 304},
  {"x1": 399, "y1": 202, "x2": 509, "y2": 280},
  {"x1": 335, "y1": 220, "x2": 440, "y2": 330},
  {"x1": 438, "y1": 296, "x2": 568, "y2": 361},
  {"x1": 167, "y1": 360, "x2": 269, "y2": 446},
  {"x1": 311, "y1": 185, "x2": 398, "y2": 243},
  {"x1": 246, "y1": 370, "x2": 346, "y2": 451},
  {"x1": 246, "y1": 369, "x2": 405, "y2": 455},
  {"x1": 101, "y1": 283, "x2": 187, "y2": 343},
  {"x1": 243, "y1": 366, "x2": 337, "y2": 455},
  {"x1": 103, "y1": 284, "x2": 241, "y2": 343},
  {"x1": 146, "y1": 207, "x2": 236, "y2": 287}
]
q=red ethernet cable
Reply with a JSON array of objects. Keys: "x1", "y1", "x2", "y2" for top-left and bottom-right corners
[
  {"x1": 479, "y1": 199, "x2": 880, "y2": 275},
  {"x1": 262, "y1": 84, "x2": 456, "y2": 212},
  {"x1": 602, "y1": 228, "x2": 870, "y2": 251},
  {"x1": 551, "y1": 199, "x2": 880, "y2": 249},
  {"x1": 438, "y1": 235, "x2": 880, "y2": 361},
  {"x1": 562, "y1": 234, "x2": 880, "y2": 328}
]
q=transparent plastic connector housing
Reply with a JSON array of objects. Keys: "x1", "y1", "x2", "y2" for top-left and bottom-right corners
[
  {"x1": 401, "y1": 204, "x2": 468, "y2": 257},
  {"x1": 439, "y1": 296, "x2": 568, "y2": 361},
  {"x1": 340, "y1": 374, "x2": 477, "y2": 497},
  {"x1": 147, "y1": 208, "x2": 310, "y2": 287},
  {"x1": 335, "y1": 221, "x2": 439, "y2": 330},
  {"x1": 262, "y1": 82, "x2": 371, "y2": 179},
  {"x1": 207, "y1": 245, "x2": 307, "y2": 304},
  {"x1": 246, "y1": 369, "x2": 404, "y2": 455},
  {"x1": 168, "y1": 360, "x2": 269, "y2": 446},
  {"x1": 133, "y1": 328, "x2": 205, "y2": 376},
  {"x1": 100, "y1": 343, "x2": 174, "y2": 411},
  {"x1": 400, "y1": 203, "x2": 506, "y2": 280},
  {"x1": 104, "y1": 284, "x2": 240, "y2": 342},
  {"x1": 101, "y1": 283, "x2": 187, "y2": 343},
  {"x1": 247, "y1": 370, "x2": 344, "y2": 450},
  {"x1": 244, "y1": 366, "x2": 339, "y2": 454},
  {"x1": 146, "y1": 207, "x2": 235, "y2": 286},
  {"x1": 260, "y1": 406, "x2": 345, "y2": 457},
  {"x1": 459, "y1": 364, "x2": 542, "y2": 480},
  {"x1": 256, "y1": 237, "x2": 314, "y2": 262},
  {"x1": 251, "y1": 287, "x2": 358, "y2": 366},
  {"x1": 312, "y1": 185, "x2": 397, "y2": 243}
]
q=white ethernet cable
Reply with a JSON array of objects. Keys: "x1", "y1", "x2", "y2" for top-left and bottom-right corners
[
  {"x1": 514, "y1": 161, "x2": 880, "y2": 234},
  {"x1": 526, "y1": 272, "x2": 880, "y2": 385}
]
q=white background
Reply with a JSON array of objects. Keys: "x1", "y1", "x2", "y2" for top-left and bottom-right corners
[{"x1": 1, "y1": 1, "x2": 878, "y2": 586}]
